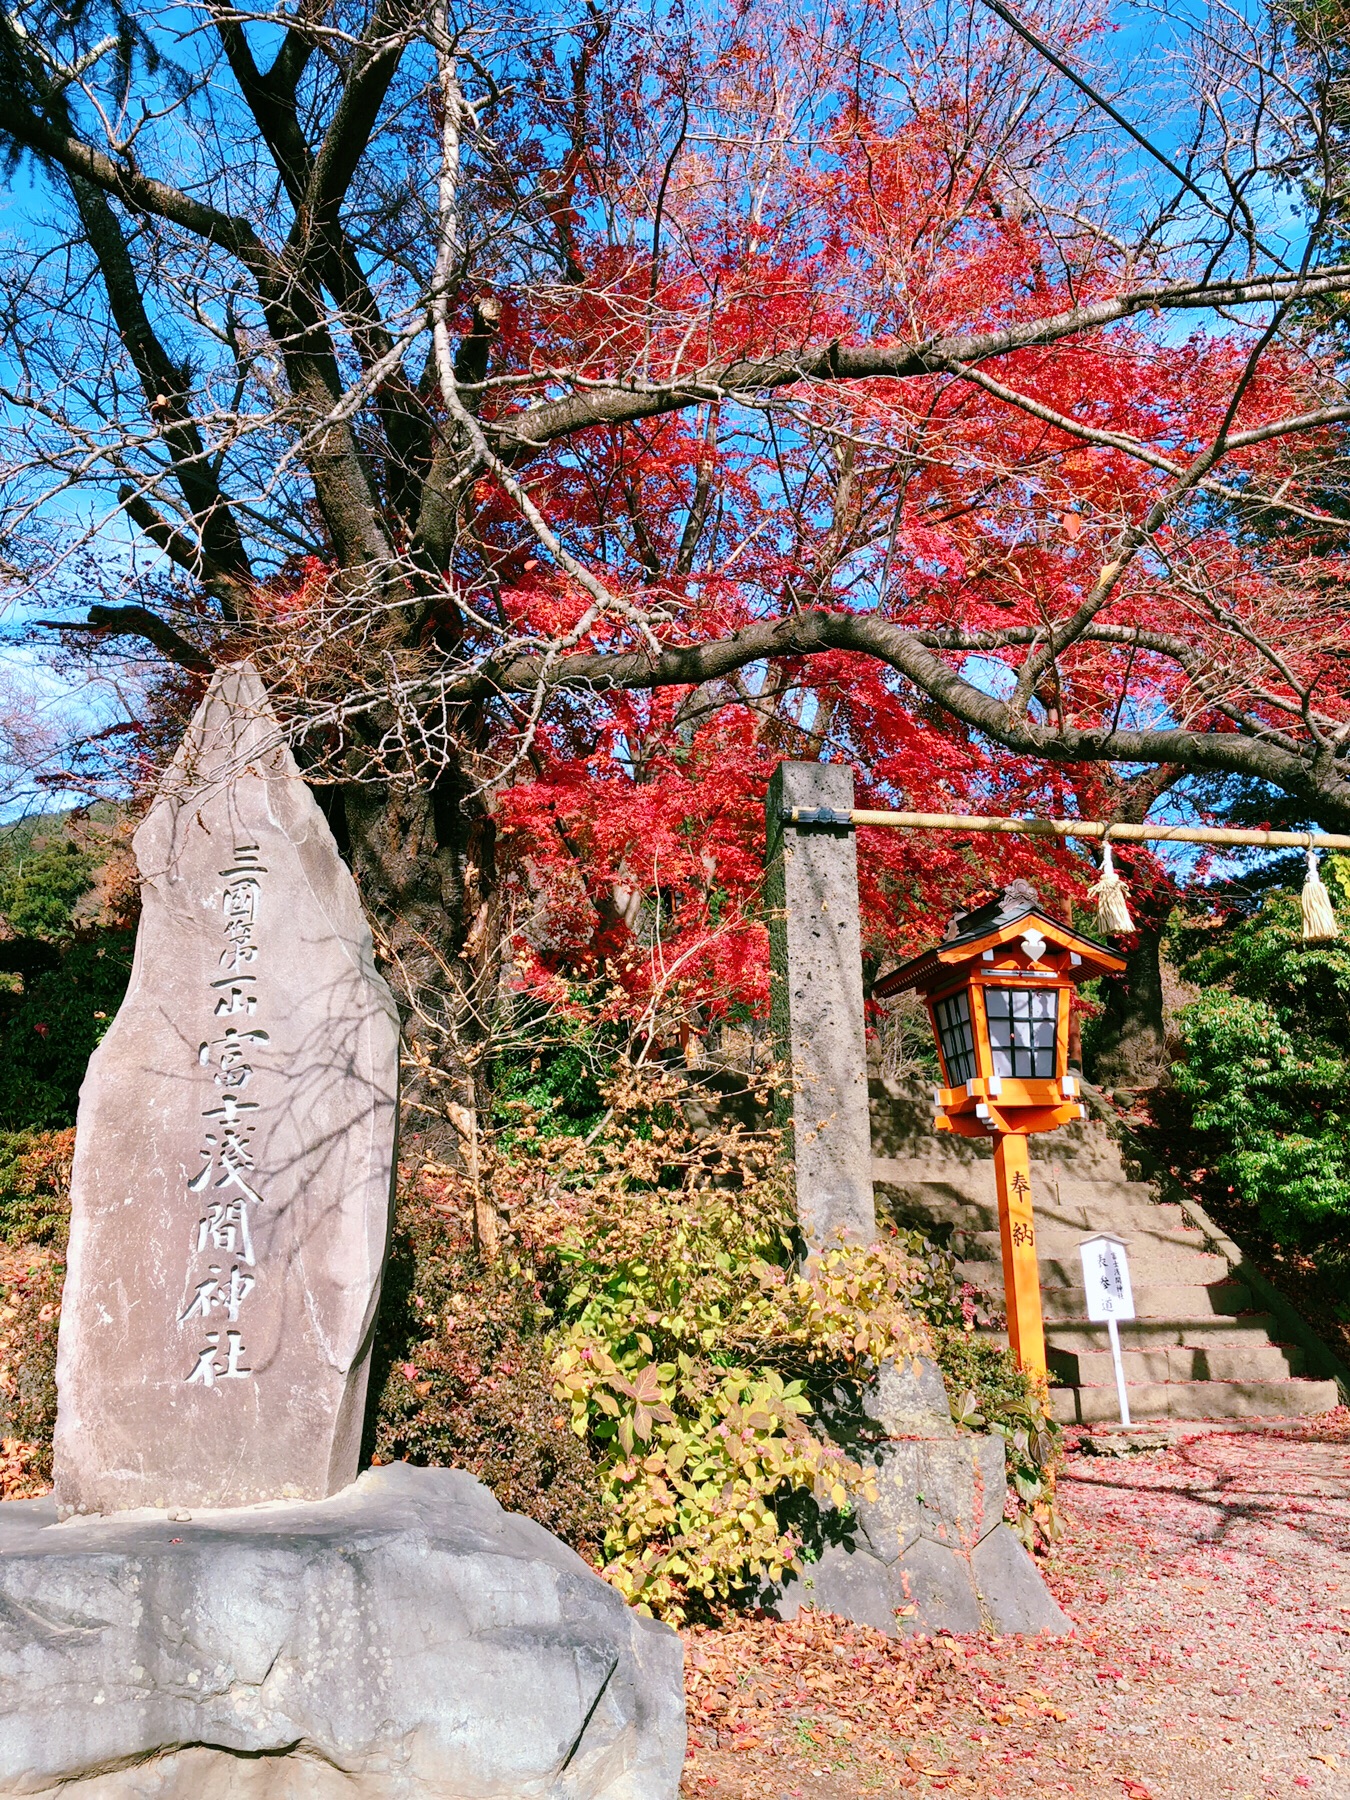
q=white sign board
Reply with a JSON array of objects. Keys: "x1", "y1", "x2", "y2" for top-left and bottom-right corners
[{"x1": 1080, "y1": 1233, "x2": 1135, "y2": 1322}]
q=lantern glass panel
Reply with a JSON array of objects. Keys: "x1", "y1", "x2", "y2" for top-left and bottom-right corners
[
  {"x1": 933, "y1": 990, "x2": 977, "y2": 1086},
  {"x1": 985, "y1": 985, "x2": 1059, "y2": 1079}
]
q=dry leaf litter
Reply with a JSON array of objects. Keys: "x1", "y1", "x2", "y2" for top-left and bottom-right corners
[{"x1": 681, "y1": 1412, "x2": 1350, "y2": 1800}]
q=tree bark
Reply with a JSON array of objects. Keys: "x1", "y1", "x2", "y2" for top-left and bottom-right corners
[
  {"x1": 1088, "y1": 920, "x2": 1168, "y2": 1093},
  {"x1": 340, "y1": 758, "x2": 500, "y2": 1168}
]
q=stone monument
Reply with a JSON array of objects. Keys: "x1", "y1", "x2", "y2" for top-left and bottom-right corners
[
  {"x1": 765, "y1": 762, "x2": 1070, "y2": 1637},
  {"x1": 53, "y1": 662, "x2": 400, "y2": 1514},
  {"x1": 0, "y1": 665, "x2": 686, "y2": 1798}
]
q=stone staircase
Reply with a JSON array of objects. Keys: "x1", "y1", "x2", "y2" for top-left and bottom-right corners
[{"x1": 871, "y1": 1081, "x2": 1344, "y2": 1425}]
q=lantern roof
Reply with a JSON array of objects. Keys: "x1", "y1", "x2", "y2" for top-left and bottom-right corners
[{"x1": 873, "y1": 881, "x2": 1125, "y2": 998}]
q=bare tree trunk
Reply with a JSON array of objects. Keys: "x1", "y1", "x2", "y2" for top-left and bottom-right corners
[
  {"x1": 341, "y1": 764, "x2": 500, "y2": 1167},
  {"x1": 1088, "y1": 919, "x2": 1169, "y2": 1094}
]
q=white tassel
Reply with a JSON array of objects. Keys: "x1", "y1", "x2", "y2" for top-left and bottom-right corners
[
  {"x1": 1301, "y1": 847, "x2": 1339, "y2": 943},
  {"x1": 1089, "y1": 839, "x2": 1135, "y2": 935}
]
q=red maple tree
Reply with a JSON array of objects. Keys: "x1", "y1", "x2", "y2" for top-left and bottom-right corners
[{"x1": 8, "y1": 0, "x2": 1349, "y2": 1127}]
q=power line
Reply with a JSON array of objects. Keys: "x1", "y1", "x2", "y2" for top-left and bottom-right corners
[{"x1": 973, "y1": 0, "x2": 1293, "y2": 273}]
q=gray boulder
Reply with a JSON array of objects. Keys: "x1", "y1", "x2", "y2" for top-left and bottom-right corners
[{"x1": 0, "y1": 1463, "x2": 685, "y2": 1799}]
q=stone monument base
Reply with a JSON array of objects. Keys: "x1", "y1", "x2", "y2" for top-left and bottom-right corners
[
  {"x1": 768, "y1": 1359, "x2": 1071, "y2": 1638},
  {"x1": 0, "y1": 1463, "x2": 684, "y2": 1799},
  {"x1": 772, "y1": 1516, "x2": 1069, "y2": 1637}
]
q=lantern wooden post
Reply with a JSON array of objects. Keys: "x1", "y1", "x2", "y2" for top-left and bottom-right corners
[
  {"x1": 874, "y1": 882, "x2": 1125, "y2": 1382},
  {"x1": 992, "y1": 1131, "x2": 1047, "y2": 1380}
]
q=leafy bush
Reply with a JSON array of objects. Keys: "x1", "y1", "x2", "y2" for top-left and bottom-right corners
[
  {"x1": 1169, "y1": 859, "x2": 1350, "y2": 1244},
  {"x1": 1172, "y1": 991, "x2": 1350, "y2": 1238},
  {"x1": 366, "y1": 1164, "x2": 608, "y2": 1554},
  {"x1": 547, "y1": 1068, "x2": 933, "y2": 1618},
  {"x1": 490, "y1": 1034, "x2": 607, "y2": 1142}
]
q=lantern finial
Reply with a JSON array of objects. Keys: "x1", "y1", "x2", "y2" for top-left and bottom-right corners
[
  {"x1": 1001, "y1": 878, "x2": 1040, "y2": 914},
  {"x1": 943, "y1": 878, "x2": 1042, "y2": 942}
]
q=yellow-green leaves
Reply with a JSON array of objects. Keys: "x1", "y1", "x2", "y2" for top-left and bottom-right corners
[{"x1": 543, "y1": 1068, "x2": 930, "y2": 1620}]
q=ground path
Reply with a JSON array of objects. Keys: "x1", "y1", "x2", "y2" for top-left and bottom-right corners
[{"x1": 680, "y1": 1413, "x2": 1350, "y2": 1799}]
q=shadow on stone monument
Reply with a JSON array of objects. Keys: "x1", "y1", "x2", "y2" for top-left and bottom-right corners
[
  {"x1": 763, "y1": 761, "x2": 1071, "y2": 1641},
  {"x1": 0, "y1": 666, "x2": 684, "y2": 1799}
]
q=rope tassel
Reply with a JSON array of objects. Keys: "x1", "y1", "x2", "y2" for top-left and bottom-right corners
[
  {"x1": 1089, "y1": 839, "x2": 1135, "y2": 935},
  {"x1": 1302, "y1": 846, "x2": 1339, "y2": 943}
]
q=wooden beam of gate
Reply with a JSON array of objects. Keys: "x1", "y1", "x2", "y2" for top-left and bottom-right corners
[{"x1": 783, "y1": 808, "x2": 1350, "y2": 852}]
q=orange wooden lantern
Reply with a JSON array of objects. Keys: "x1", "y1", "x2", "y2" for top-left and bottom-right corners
[{"x1": 874, "y1": 880, "x2": 1125, "y2": 1379}]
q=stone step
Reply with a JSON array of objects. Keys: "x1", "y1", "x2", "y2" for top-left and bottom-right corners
[
  {"x1": 1041, "y1": 1314, "x2": 1282, "y2": 1353},
  {"x1": 1029, "y1": 1208, "x2": 1207, "y2": 1236},
  {"x1": 882, "y1": 1184, "x2": 1215, "y2": 1252},
  {"x1": 963, "y1": 1272, "x2": 1252, "y2": 1321},
  {"x1": 878, "y1": 1163, "x2": 1164, "y2": 1190},
  {"x1": 878, "y1": 1173, "x2": 1189, "y2": 1229},
  {"x1": 1043, "y1": 1189, "x2": 1189, "y2": 1222},
  {"x1": 984, "y1": 1315, "x2": 1283, "y2": 1358},
  {"x1": 1047, "y1": 1341, "x2": 1305, "y2": 1386},
  {"x1": 1038, "y1": 1280, "x2": 1252, "y2": 1322},
  {"x1": 959, "y1": 1212, "x2": 1215, "y2": 1244},
  {"x1": 1050, "y1": 1376, "x2": 1341, "y2": 1424},
  {"x1": 962, "y1": 1233, "x2": 1229, "y2": 1285}
]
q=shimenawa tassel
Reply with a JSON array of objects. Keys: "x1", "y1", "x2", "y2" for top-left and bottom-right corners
[
  {"x1": 1301, "y1": 844, "x2": 1339, "y2": 943},
  {"x1": 1089, "y1": 838, "x2": 1135, "y2": 935}
]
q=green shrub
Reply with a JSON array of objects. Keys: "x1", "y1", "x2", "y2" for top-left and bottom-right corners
[
  {"x1": 0, "y1": 932, "x2": 134, "y2": 1131},
  {"x1": 0, "y1": 835, "x2": 95, "y2": 939},
  {"x1": 1169, "y1": 859, "x2": 1350, "y2": 1244}
]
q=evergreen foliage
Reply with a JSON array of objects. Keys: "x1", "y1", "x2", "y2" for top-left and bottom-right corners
[
  {"x1": 0, "y1": 934, "x2": 134, "y2": 1130},
  {"x1": 0, "y1": 819, "x2": 133, "y2": 1132},
  {"x1": 0, "y1": 833, "x2": 95, "y2": 939},
  {"x1": 1169, "y1": 856, "x2": 1350, "y2": 1244}
]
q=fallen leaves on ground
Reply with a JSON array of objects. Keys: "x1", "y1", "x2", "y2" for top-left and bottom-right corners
[
  {"x1": 0, "y1": 1239, "x2": 57, "y2": 1500},
  {"x1": 680, "y1": 1410, "x2": 1350, "y2": 1799},
  {"x1": 0, "y1": 1436, "x2": 45, "y2": 1500}
]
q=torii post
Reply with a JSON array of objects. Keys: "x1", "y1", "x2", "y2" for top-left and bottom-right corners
[{"x1": 764, "y1": 762, "x2": 876, "y2": 1248}]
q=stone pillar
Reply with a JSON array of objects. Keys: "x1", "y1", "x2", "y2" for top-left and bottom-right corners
[
  {"x1": 762, "y1": 764, "x2": 1070, "y2": 1641},
  {"x1": 765, "y1": 761, "x2": 875, "y2": 1246}
]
